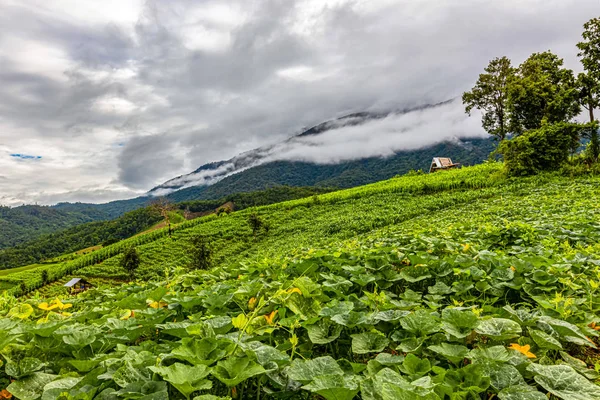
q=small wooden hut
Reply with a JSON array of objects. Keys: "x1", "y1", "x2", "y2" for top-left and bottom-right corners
[
  {"x1": 64, "y1": 278, "x2": 93, "y2": 294},
  {"x1": 429, "y1": 157, "x2": 461, "y2": 173}
]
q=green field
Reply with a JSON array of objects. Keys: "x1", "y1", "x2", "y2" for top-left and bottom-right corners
[{"x1": 1, "y1": 163, "x2": 600, "y2": 399}]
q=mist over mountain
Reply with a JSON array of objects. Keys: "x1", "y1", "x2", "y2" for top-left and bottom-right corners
[{"x1": 149, "y1": 99, "x2": 487, "y2": 196}]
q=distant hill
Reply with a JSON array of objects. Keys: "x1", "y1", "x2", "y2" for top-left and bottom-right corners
[
  {"x1": 0, "y1": 205, "x2": 107, "y2": 250},
  {"x1": 2, "y1": 101, "x2": 495, "y2": 247}
]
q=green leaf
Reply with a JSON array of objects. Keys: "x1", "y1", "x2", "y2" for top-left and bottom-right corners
[
  {"x1": 114, "y1": 381, "x2": 169, "y2": 400},
  {"x1": 193, "y1": 396, "x2": 231, "y2": 400},
  {"x1": 287, "y1": 357, "x2": 343, "y2": 383},
  {"x1": 427, "y1": 343, "x2": 469, "y2": 364},
  {"x1": 529, "y1": 328, "x2": 562, "y2": 350},
  {"x1": 468, "y1": 345, "x2": 511, "y2": 363},
  {"x1": 7, "y1": 372, "x2": 57, "y2": 400},
  {"x1": 150, "y1": 363, "x2": 211, "y2": 399},
  {"x1": 528, "y1": 363, "x2": 600, "y2": 400},
  {"x1": 441, "y1": 308, "x2": 479, "y2": 338},
  {"x1": 212, "y1": 356, "x2": 265, "y2": 387},
  {"x1": 171, "y1": 337, "x2": 229, "y2": 366},
  {"x1": 400, "y1": 310, "x2": 441, "y2": 336},
  {"x1": 62, "y1": 330, "x2": 97, "y2": 349},
  {"x1": 306, "y1": 319, "x2": 343, "y2": 344},
  {"x1": 112, "y1": 360, "x2": 152, "y2": 388},
  {"x1": 351, "y1": 332, "x2": 389, "y2": 354},
  {"x1": 481, "y1": 363, "x2": 526, "y2": 391},
  {"x1": 498, "y1": 385, "x2": 547, "y2": 400},
  {"x1": 475, "y1": 318, "x2": 522, "y2": 340},
  {"x1": 5, "y1": 357, "x2": 46, "y2": 379},
  {"x1": 302, "y1": 375, "x2": 360, "y2": 400},
  {"x1": 401, "y1": 353, "x2": 431, "y2": 377}
]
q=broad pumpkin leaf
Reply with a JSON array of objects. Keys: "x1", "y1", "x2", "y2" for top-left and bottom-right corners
[
  {"x1": 112, "y1": 360, "x2": 152, "y2": 388},
  {"x1": 400, "y1": 310, "x2": 441, "y2": 336},
  {"x1": 498, "y1": 385, "x2": 547, "y2": 400},
  {"x1": 113, "y1": 381, "x2": 169, "y2": 400},
  {"x1": 171, "y1": 337, "x2": 229, "y2": 366},
  {"x1": 351, "y1": 332, "x2": 389, "y2": 354},
  {"x1": 5, "y1": 357, "x2": 46, "y2": 379},
  {"x1": 401, "y1": 353, "x2": 431, "y2": 377},
  {"x1": 7, "y1": 372, "x2": 57, "y2": 400},
  {"x1": 441, "y1": 308, "x2": 479, "y2": 338},
  {"x1": 528, "y1": 328, "x2": 562, "y2": 350},
  {"x1": 306, "y1": 319, "x2": 343, "y2": 344},
  {"x1": 427, "y1": 343, "x2": 469, "y2": 364},
  {"x1": 149, "y1": 363, "x2": 211, "y2": 399},
  {"x1": 40, "y1": 377, "x2": 84, "y2": 400},
  {"x1": 193, "y1": 396, "x2": 231, "y2": 400},
  {"x1": 302, "y1": 375, "x2": 360, "y2": 400},
  {"x1": 527, "y1": 363, "x2": 600, "y2": 400},
  {"x1": 481, "y1": 363, "x2": 526, "y2": 391},
  {"x1": 241, "y1": 341, "x2": 289, "y2": 367},
  {"x1": 211, "y1": 356, "x2": 265, "y2": 387},
  {"x1": 287, "y1": 357, "x2": 343, "y2": 383},
  {"x1": 475, "y1": 318, "x2": 522, "y2": 340}
]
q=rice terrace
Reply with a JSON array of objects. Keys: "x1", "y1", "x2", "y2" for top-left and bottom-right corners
[{"x1": 2, "y1": 2, "x2": 600, "y2": 400}]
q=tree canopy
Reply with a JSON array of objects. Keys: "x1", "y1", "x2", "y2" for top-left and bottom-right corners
[
  {"x1": 507, "y1": 51, "x2": 580, "y2": 134},
  {"x1": 462, "y1": 56, "x2": 514, "y2": 141}
]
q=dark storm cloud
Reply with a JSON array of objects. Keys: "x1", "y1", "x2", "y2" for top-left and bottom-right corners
[{"x1": 0, "y1": 0, "x2": 598, "y2": 205}]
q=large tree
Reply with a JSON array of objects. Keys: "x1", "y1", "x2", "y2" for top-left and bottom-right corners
[
  {"x1": 462, "y1": 56, "x2": 514, "y2": 142},
  {"x1": 577, "y1": 17, "x2": 600, "y2": 161},
  {"x1": 577, "y1": 17, "x2": 600, "y2": 123},
  {"x1": 508, "y1": 51, "x2": 580, "y2": 134}
]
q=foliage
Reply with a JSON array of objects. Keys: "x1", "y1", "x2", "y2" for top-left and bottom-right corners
[
  {"x1": 0, "y1": 207, "x2": 162, "y2": 270},
  {"x1": 120, "y1": 247, "x2": 140, "y2": 278},
  {"x1": 189, "y1": 236, "x2": 212, "y2": 270},
  {"x1": 1, "y1": 166, "x2": 600, "y2": 399},
  {"x1": 507, "y1": 51, "x2": 580, "y2": 134},
  {"x1": 577, "y1": 18, "x2": 600, "y2": 121},
  {"x1": 463, "y1": 56, "x2": 515, "y2": 141},
  {"x1": 499, "y1": 122, "x2": 588, "y2": 176}
]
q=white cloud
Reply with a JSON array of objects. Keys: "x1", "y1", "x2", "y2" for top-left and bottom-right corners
[{"x1": 0, "y1": 0, "x2": 597, "y2": 205}]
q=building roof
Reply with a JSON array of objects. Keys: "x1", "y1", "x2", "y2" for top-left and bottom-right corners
[
  {"x1": 432, "y1": 157, "x2": 455, "y2": 168},
  {"x1": 64, "y1": 278, "x2": 85, "y2": 287}
]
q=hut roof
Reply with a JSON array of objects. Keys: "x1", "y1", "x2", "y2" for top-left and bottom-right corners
[{"x1": 64, "y1": 278, "x2": 90, "y2": 288}]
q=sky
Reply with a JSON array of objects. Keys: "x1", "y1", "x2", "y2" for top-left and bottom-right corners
[{"x1": 0, "y1": 0, "x2": 597, "y2": 206}]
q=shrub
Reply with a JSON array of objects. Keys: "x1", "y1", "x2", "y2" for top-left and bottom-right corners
[
  {"x1": 189, "y1": 236, "x2": 212, "y2": 270},
  {"x1": 120, "y1": 247, "x2": 140, "y2": 279},
  {"x1": 499, "y1": 122, "x2": 584, "y2": 176}
]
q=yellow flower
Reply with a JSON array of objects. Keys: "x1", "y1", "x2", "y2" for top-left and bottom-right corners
[
  {"x1": 508, "y1": 343, "x2": 536, "y2": 358},
  {"x1": 38, "y1": 302, "x2": 58, "y2": 311},
  {"x1": 248, "y1": 297, "x2": 257, "y2": 310},
  {"x1": 264, "y1": 310, "x2": 278, "y2": 325},
  {"x1": 462, "y1": 244, "x2": 470, "y2": 252},
  {"x1": 510, "y1": 266, "x2": 516, "y2": 271},
  {"x1": 147, "y1": 300, "x2": 167, "y2": 309},
  {"x1": 287, "y1": 288, "x2": 302, "y2": 296},
  {"x1": 120, "y1": 309, "x2": 134, "y2": 320}
]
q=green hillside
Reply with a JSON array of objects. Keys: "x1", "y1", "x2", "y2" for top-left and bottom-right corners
[
  {"x1": 0, "y1": 186, "x2": 334, "y2": 271},
  {"x1": 0, "y1": 205, "x2": 109, "y2": 249},
  {"x1": 1, "y1": 163, "x2": 600, "y2": 399}
]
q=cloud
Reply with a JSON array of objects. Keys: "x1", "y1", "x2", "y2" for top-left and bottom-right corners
[{"x1": 0, "y1": 0, "x2": 598, "y2": 205}]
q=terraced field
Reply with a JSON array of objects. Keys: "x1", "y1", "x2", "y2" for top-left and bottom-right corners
[{"x1": 1, "y1": 163, "x2": 600, "y2": 399}]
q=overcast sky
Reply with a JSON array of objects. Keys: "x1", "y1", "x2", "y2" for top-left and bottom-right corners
[{"x1": 0, "y1": 0, "x2": 597, "y2": 206}]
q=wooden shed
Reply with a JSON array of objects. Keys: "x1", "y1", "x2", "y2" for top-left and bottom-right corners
[
  {"x1": 429, "y1": 157, "x2": 461, "y2": 173},
  {"x1": 64, "y1": 278, "x2": 93, "y2": 294}
]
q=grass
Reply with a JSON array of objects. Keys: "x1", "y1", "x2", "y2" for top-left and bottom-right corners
[{"x1": 2, "y1": 163, "x2": 600, "y2": 399}]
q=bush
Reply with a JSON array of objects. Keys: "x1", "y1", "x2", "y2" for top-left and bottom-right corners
[
  {"x1": 189, "y1": 236, "x2": 212, "y2": 270},
  {"x1": 499, "y1": 122, "x2": 584, "y2": 176},
  {"x1": 120, "y1": 247, "x2": 140, "y2": 279}
]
